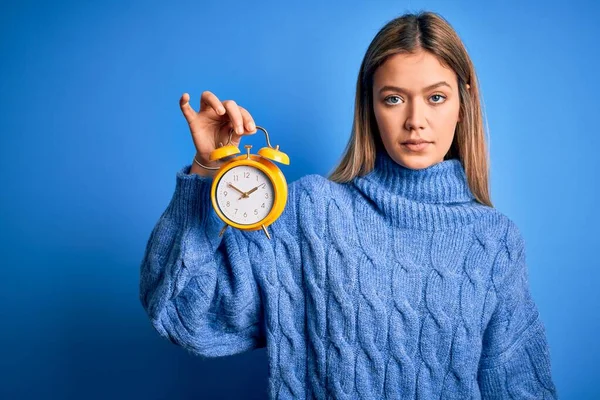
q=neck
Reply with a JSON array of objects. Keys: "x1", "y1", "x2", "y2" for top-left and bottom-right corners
[
  {"x1": 351, "y1": 149, "x2": 487, "y2": 230},
  {"x1": 371, "y1": 149, "x2": 475, "y2": 204}
]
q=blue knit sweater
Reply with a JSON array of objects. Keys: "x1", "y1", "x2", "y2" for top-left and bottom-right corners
[{"x1": 139, "y1": 149, "x2": 558, "y2": 399}]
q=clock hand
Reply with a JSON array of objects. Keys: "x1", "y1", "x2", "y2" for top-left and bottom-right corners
[
  {"x1": 245, "y1": 185, "x2": 261, "y2": 196},
  {"x1": 228, "y1": 182, "x2": 253, "y2": 200},
  {"x1": 228, "y1": 183, "x2": 249, "y2": 198}
]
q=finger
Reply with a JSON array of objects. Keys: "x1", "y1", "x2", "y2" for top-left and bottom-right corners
[
  {"x1": 199, "y1": 90, "x2": 226, "y2": 115},
  {"x1": 222, "y1": 100, "x2": 245, "y2": 135},
  {"x1": 179, "y1": 93, "x2": 197, "y2": 124},
  {"x1": 238, "y1": 106, "x2": 257, "y2": 133}
]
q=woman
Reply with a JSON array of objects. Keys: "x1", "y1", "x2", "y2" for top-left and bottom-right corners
[{"x1": 139, "y1": 11, "x2": 558, "y2": 399}]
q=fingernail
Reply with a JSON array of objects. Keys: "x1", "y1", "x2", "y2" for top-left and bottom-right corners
[
  {"x1": 237, "y1": 125, "x2": 244, "y2": 134},
  {"x1": 248, "y1": 122, "x2": 255, "y2": 131}
]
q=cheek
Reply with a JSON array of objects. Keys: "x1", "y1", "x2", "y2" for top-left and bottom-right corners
[
  {"x1": 431, "y1": 104, "x2": 460, "y2": 132},
  {"x1": 373, "y1": 103, "x2": 384, "y2": 125},
  {"x1": 373, "y1": 104, "x2": 399, "y2": 132},
  {"x1": 435, "y1": 118, "x2": 459, "y2": 148}
]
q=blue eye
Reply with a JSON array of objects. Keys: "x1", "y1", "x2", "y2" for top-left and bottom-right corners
[
  {"x1": 384, "y1": 94, "x2": 446, "y2": 106},
  {"x1": 430, "y1": 94, "x2": 446, "y2": 103},
  {"x1": 384, "y1": 95, "x2": 402, "y2": 105}
]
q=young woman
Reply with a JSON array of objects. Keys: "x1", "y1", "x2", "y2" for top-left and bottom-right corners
[{"x1": 139, "y1": 11, "x2": 558, "y2": 399}]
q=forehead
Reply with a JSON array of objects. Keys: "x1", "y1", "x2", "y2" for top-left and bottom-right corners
[{"x1": 373, "y1": 51, "x2": 457, "y2": 87}]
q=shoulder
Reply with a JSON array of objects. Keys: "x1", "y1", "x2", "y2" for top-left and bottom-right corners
[
  {"x1": 467, "y1": 207, "x2": 527, "y2": 262},
  {"x1": 476, "y1": 209, "x2": 528, "y2": 277},
  {"x1": 288, "y1": 173, "x2": 336, "y2": 201},
  {"x1": 289, "y1": 173, "x2": 332, "y2": 192},
  {"x1": 490, "y1": 210, "x2": 524, "y2": 248},
  {"x1": 286, "y1": 174, "x2": 356, "y2": 223},
  {"x1": 289, "y1": 173, "x2": 356, "y2": 204}
]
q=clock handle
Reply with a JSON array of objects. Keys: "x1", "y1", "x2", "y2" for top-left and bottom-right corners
[
  {"x1": 255, "y1": 126, "x2": 290, "y2": 165},
  {"x1": 217, "y1": 126, "x2": 272, "y2": 148},
  {"x1": 254, "y1": 126, "x2": 273, "y2": 148}
]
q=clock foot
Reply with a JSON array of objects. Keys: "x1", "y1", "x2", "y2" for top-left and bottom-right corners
[
  {"x1": 219, "y1": 224, "x2": 229, "y2": 237},
  {"x1": 261, "y1": 224, "x2": 271, "y2": 240}
]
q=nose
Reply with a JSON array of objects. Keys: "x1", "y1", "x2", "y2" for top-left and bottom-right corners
[{"x1": 404, "y1": 99, "x2": 426, "y2": 131}]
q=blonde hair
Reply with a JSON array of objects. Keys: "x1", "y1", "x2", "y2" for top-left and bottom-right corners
[{"x1": 328, "y1": 11, "x2": 493, "y2": 207}]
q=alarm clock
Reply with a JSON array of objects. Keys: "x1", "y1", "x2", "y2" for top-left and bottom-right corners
[{"x1": 209, "y1": 126, "x2": 290, "y2": 240}]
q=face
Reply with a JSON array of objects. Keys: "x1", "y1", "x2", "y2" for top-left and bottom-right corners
[{"x1": 372, "y1": 50, "x2": 461, "y2": 170}]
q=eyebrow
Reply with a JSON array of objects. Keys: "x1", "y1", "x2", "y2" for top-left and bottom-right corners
[{"x1": 378, "y1": 81, "x2": 453, "y2": 94}]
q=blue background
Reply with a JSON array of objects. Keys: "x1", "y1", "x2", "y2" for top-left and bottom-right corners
[{"x1": 1, "y1": 0, "x2": 598, "y2": 398}]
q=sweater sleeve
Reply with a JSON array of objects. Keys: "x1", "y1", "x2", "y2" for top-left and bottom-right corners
[
  {"x1": 139, "y1": 164, "x2": 300, "y2": 358},
  {"x1": 477, "y1": 219, "x2": 558, "y2": 398}
]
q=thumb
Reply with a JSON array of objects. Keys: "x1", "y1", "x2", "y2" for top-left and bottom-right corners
[{"x1": 179, "y1": 93, "x2": 197, "y2": 124}]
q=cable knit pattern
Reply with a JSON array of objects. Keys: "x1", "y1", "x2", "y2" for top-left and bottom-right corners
[{"x1": 139, "y1": 149, "x2": 558, "y2": 399}]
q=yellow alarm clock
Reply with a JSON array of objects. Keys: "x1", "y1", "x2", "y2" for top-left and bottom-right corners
[{"x1": 209, "y1": 126, "x2": 290, "y2": 240}]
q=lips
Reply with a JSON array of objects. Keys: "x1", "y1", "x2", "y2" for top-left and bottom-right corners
[{"x1": 401, "y1": 139, "x2": 432, "y2": 152}]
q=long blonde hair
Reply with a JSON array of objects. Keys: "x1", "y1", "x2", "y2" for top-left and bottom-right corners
[{"x1": 328, "y1": 11, "x2": 492, "y2": 207}]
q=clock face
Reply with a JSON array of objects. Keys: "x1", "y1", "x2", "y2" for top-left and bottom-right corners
[{"x1": 215, "y1": 165, "x2": 275, "y2": 225}]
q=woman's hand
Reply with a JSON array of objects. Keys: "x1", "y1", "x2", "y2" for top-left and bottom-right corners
[{"x1": 179, "y1": 91, "x2": 258, "y2": 173}]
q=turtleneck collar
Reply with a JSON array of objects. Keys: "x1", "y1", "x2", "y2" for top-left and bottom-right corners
[
  {"x1": 360, "y1": 149, "x2": 475, "y2": 204},
  {"x1": 350, "y1": 150, "x2": 485, "y2": 230}
]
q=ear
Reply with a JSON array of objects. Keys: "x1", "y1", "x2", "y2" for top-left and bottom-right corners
[{"x1": 458, "y1": 84, "x2": 470, "y2": 122}]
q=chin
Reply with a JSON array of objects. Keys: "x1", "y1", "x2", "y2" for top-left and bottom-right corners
[
  {"x1": 384, "y1": 142, "x2": 446, "y2": 170},
  {"x1": 401, "y1": 159, "x2": 434, "y2": 170},
  {"x1": 393, "y1": 152, "x2": 440, "y2": 170}
]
